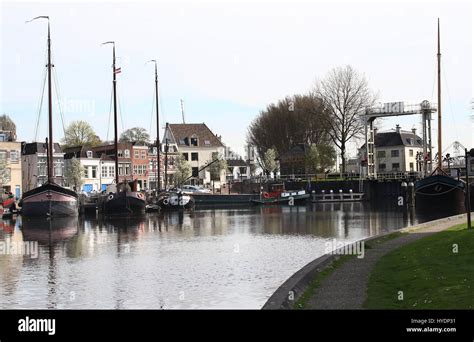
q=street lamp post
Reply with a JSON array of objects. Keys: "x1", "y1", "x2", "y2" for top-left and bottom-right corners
[{"x1": 465, "y1": 148, "x2": 474, "y2": 230}]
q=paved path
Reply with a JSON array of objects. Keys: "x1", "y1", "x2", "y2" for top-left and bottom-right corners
[{"x1": 306, "y1": 216, "x2": 466, "y2": 309}]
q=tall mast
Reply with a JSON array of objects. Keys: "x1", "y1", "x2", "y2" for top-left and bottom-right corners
[
  {"x1": 103, "y1": 41, "x2": 119, "y2": 185},
  {"x1": 155, "y1": 62, "x2": 160, "y2": 191},
  {"x1": 437, "y1": 18, "x2": 442, "y2": 170},
  {"x1": 27, "y1": 16, "x2": 53, "y2": 182},
  {"x1": 47, "y1": 20, "x2": 53, "y2": 183}
]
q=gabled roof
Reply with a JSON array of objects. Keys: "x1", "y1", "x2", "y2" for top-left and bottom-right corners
[
  {"x1": 166, "y1": 123, "x2": 224, "y2": 147},
  {"x1": 360, "y1": 130, "x2": 423, "y2": 149}
]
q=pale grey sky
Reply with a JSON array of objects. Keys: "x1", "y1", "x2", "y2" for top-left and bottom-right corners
[{"x1": 1, "y1": 0, "x2": 472, "y2": 156}]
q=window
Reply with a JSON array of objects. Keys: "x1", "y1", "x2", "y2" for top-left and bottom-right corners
[
  {"x1": 377, "y1": 150, "x2": 386, "y2": 158},
  {"x1": 392, "y1": 163, "x2": 400, "y2": 171},
  {"x1": 0, "y1": 150, "x2": 6, "y2": 160},
  {"x1": 102, "y1": 166, "x2": 108, "y2": 178},
  {"x1": 117, "y1": 150, "x2": 123, "y2": 158},
  {"x1": 179, "y1": 138, "x2": 186, "y2": 145},
  {"x1": 134, "y1": 150, "x2": 140, "y2": 159},
  {"x1": 409, "y1": 149, "x2": 414, "y2": 157},
  {"x1": 10, "y1": 150, "x2": 19, "y2": 163},
  {"x1": 190, "y1": 137, "x2": 198, "y2": 146},
  {"x1": 409, "y1": 162, "x2": 414, "y2": 171},
  {"x1": 83, "y1": 167, "x2": 88, "y2": 178},
  {"x1": 125, "y1": 164, "x2": 131, "y2": 175},
  {"x1": 239, "y1": 167, "x2": 247, "y2": 175},
  {"x1": 124, "y1": 149, "x2": 130, "y2": 158},
  {"x1": 191, "y1": 153, "x2": 199, "y2": 161},
  {"x1": 182, "y1": 153, "x2": 189, "y2": 161},
  {"x1": 38, "y1": 158, "x2": 47, "y2": 176},
  {"x1": 118, "y1": 164, "x2": 124, "y2": 176},
  {"x1": 54, "y1": 159, "x2": 63, "y2": 177},
  {"x1": 86, "y1": 151, "x2": 93, "y2": 158},
  {"x1": 192, "y1": 167, "x2": 199, "y2": 178},
  {"x1": 204, "y1": 140, "x2": 211, "y2": 145},
  {"x1": 141, "y1": 150, "x2": 146, "y2": 159},
  {"x1": 379, "y1": 163, "x2": 386, "y2": 171},
  {"x1": 109, "y1": 166, "x2": 115, "y2": 178},
  {"x1": 91, "y1": 166, "x2": 97, "y2": 179},
  {"x1": 391, "y1": 150, "x2": 399, "y2": 157}
]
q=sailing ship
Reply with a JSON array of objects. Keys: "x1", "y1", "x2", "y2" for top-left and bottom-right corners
[
  {"x1": 415, "y1": 19, "x2": 465, "y2": 213},
  {"x1": 101, "y1": 41, "x2": 146, "y2": 214},
  {"x1": 21, "y1": 16, "x2": 79, "y2": 217}
]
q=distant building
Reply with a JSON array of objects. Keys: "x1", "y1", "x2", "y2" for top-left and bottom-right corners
[
  {"x1": 163, "y1": 123, "x2": 226, "y2": 187},
  {"x1": 131, "y1": 144, "x2": 149, "y2": 190},
  {"x1": 92, "y1": 142, "x2": 132, "y2": 184},
  {"x1": 226, "y1": 159, "x2": 251, "y2": 181},
  {"x1": 278, "y1": 143, "x2": 309, "y2": 176},
  {"x1": 245, "y1": 144, "x2": 259, "y2": 176},
  {"x1": 21, "y1": 142, "x2": 64, "y2": 192},
  {"x1": 0, "y1": 139, "x2": 22, "y2": 199},
  {"x1": 147, "y1": 146, "x2": 165, "y2": 190},
  {"x1": 63, "y1": 146, "x2": 115, "y2": 192},
  {"x1": 360, "y1": 126, "x2": 424, "y2": 173},
  {"x1": 91, "y1": 142, "x2": 149, "y2": 190}
]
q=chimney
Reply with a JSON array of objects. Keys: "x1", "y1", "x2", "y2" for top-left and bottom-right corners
[
  {"x1": 395, "y1": 124, "x2": 401, "y2": 133},
  {"x1": 412, "y1": 127, "x2": 417, "y2": 135}
]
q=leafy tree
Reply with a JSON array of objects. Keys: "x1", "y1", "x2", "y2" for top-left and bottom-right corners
[
  {"x1": 63, "y1": 120, "x2": 101, "y2": 148},
  {"x1": 314, "y1": 65, "x2": 377, "y2": 173},
  {"x1": 0, "y1": 158, "x2": 10, "y2": 187},
  {"x1": 304, "y1": 144, "x2": 336, "y2": 173},
  {"x1": 120, "y1": 127, "x2": 150, "y2": 144},
  {"x1": 208, "y1": 152, "x2": 227, "y2": 192},
  {"x1": 173, "y1": 155, "x2": 191, "y2": 187},
  {"x1": 247, "y1": 93, "x2": 331, "y2": 160},
  {"x1": 259, "y1": 148, "x2": 278, "y2": 177},
  {"x1": 0, "y1": 114, "x2": 16, "y2": 140},
  {"x1": 64, "y1": 157, "x2": 84, "y2": 192}
]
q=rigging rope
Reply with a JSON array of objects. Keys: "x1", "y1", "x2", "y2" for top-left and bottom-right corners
[
  {"x1": 52, "y1": 60, "x2": 67, "y2": 137},
  {"x1": 34, "y1": 65, "x2": 47, "y2": 142},
  {"x1": 106, "y1": 86, "x2": 113, "y2": 142},
  {"x1": 149, "y1": 86, "x2": 155, "y2": 138},
  {"x1": 441, "y1": 60, "x2": 460, "y2": 143}
]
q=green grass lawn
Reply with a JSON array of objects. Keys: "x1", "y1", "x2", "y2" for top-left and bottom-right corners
[{"x1": 364, "y1": 224, "x2": 474, "y2": 309}]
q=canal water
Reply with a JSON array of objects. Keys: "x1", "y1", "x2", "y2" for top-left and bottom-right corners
[{"x1": 0, "y1": 203, "x2": 453, "y2": 309}]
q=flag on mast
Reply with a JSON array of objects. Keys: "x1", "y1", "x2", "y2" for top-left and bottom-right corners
[{"x1": 114, "y1": 67, "x2": 122, "y2": 74}]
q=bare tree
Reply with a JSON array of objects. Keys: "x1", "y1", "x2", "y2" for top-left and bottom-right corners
[{"x1": 315, "y1": 65, "x2": 377, "y2": 173}]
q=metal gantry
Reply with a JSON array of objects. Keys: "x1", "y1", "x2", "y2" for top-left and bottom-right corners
[{"x1": 362, "y1": 101, "x2": 437, "y2": 178}]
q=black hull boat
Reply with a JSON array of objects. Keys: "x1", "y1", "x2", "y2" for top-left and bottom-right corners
[
  {"x1": 103, "y1": 190, "x2": 146, "y2": 215},
  {"x1": 21, "y1": 216, "x2": 79, "y2": 244},
  {"x1": 157, "y1": 192, "x2": 194, "y2": 210},
  {"x1": 415, "y1": 175, "x2": 465, "y2": 213},
  {"x1": 21, "y1": 183, "x2": 79, "y2": 217}
]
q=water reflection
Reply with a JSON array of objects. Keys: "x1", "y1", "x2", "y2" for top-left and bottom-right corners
[{"x1": 0, "y1": 204, "x2": 459, "y2": 309}]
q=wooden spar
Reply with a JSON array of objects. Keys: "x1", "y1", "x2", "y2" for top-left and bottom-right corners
[
  {"x1": 47, "y1": 20, "x2": 53, "y2": 183},
  {"x1": 437, "y1": 18, "x2": 442, "y2": 170}
]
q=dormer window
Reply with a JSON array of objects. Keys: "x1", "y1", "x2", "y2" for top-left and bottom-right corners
[
  {"x1": 190, "y1": 136, "x2": 198, "y2": 146},
  {"x1": 86, "y1": 151, "x2": 93, "y2": 158},
  {"x1": 124, "y1": 149, "x2": 130, "y2": 158},
  {"x1": 204, "y1": 140, "x2": 211, "y2": 146}
]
